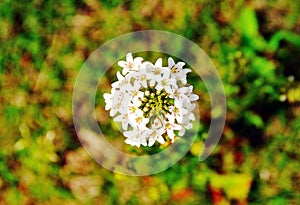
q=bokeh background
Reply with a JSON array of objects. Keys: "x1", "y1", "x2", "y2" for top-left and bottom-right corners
[{"x1": 1, "y1": 0, "x2": 300, "y2": 204}]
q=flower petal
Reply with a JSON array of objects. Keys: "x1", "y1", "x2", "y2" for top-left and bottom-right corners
[
  {"x1": 168, "y1": 57, "x2": 175, "y2": 68},
  {"x1": 118, "y1": 61, "x2": 127, "y2": 67},
  {"x1": 155, "y1": 58, "x2": 162, "y2": 67},
  {"x1": 126, "y1": 53, "x2": 133, "y2": 62},
  {"x1": 157, "y1": 136, "x2": 165, "y2": 144}
]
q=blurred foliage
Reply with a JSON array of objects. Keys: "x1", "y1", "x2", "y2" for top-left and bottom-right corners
[{"x1": 0, "y1": 0, "x2": 300, "y2": 204}]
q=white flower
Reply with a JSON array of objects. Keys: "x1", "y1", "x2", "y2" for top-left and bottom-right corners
[
  {"x1": 109, "y1": 91, "x2": 123, "y2": 117},
  {"x1": 112, "y1": 71, "x2": 134, "y2": 92},
  {"x1": 129, "y1": 89, "x2": 144, "y2": 106},
  {"x1": 103, "y1": 93, "x2": 113, "y2": 110},
  {"x1": 168, "y1": 57, "x2": 191, "y2": 84},
  {"x1": 172, "y1": 86, "x2": 189, "y2": 101},
  {"x1": 132, "y1": 66, "x2": 148, "y2": 88},
  {"x1": 178, "y1": 119, "x2": 193, "y2": 136},
  {"x1": 118, "y1": 53, "x2": 143, "y2": 75},
  {"x1": 147, "y1": 127, "x2": 165, "y2": 146},
  {"x1": 169, "y1": 99, "x2": 188, "y2": 123},
  {"x1": 124, "y1": 129, "x2": 147, "y2": 147},
  {"x1": 113, "y1": 112, "x2": 129, "y2": 130},
  {"x1": 103, "y1": 53, "x2": 199, "y2": 147},
  {"x1": 145, "y1": 59, "x2": 169, "y2": 87},
  {"x1": 165, "y1": 114, "x2": 182, "y2": 142},
  {"x1": 155, "y1": 69, "x2": 177, "y2": 93},
  {"x1": 185, "y1": 85, "x2": 199, "y2": 101},
  {"x1": 130, "y1": 114, "x2": 149, "y2": 130},
  {"x1": 109, "y1": 90, "x2": 129, "y2": 116}
]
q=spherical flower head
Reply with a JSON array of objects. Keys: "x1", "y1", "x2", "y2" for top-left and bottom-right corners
[{"x1": 103, "y1": 53, "x2": 199, "y2": 147}]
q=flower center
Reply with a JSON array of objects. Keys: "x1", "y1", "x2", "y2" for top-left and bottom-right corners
[
  {"x1": 153, "y1": 67, "x2": 161, "y2": 75},
  {"x1": 139, "y1": 87, "x2": 174, "y2": 118},
  {"x1": 171, "y1": 66, "x2": 178, "y2": 74}
]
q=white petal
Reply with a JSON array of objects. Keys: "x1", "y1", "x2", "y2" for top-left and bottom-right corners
[
  {"x1": 182, "y1": 108, "x2": 189, "y2": 115},
  {"x1": 185, "y1": 122, "x2": 193, "y2": 129},
  {"x1": 178, "y1": 128, "x2": 185, "y2": 136},
  {"x1": 169, "y1": 78, "x2": 177, "y2": 86},
  {"x1": 175, "y1": 114, "x2": 183, "y2": 124},
  {"x1": 150, "y1": 79, "x2": 156, "y2": 87},
  {"x1": 126, "y1": 53, "x2": 133, "y2": 63},
  {"x1": 167, "y1": 128, "x2": 175, "y2": 141},
  {"x1": 180, "y1": 78, "x2": 187, "y2": 85},
  {"x1": 141, "y1": 80, "x2": 147, "y2": 88},
  {"x1": 113, "y1": 115, "x2": 123, "y2": 122},
  {"x1": 148, "y1": 138, "x2": 155, "y2": 147},
  {"x1": 168, "y1": 57, "x2": 175, "y2": 68},
  {"x1": 116, "y1": 71, "x2": 124, "y2": 81},
  {"x1": 141, "y1": 139, "x2": 148, "y2": 146},
  {"x1": 190, "y1": 94, "x2": 199, "y2": 101},
  {"x1": 124, "y1": 130, "x2": 137, "y2": 138},
  {"x1": 183, "y1": 68, "x2": 191, "y2": 73},
  {"x1": 125, "y1": 138, "x2": 140, "y2": 147},
  {"x1": 122, "y1": 120, "x2": 129, "y2": 130},
  {"x1": 143, "y1": 61, "x2": 154, "y2": 70},
  {"x1": 122, "y1": 68, "x2": 130, "y2": 75},
  {"x1": 133, "y1": 57, "x2": 143, "y2": 64},
  {"x1": 188, "y1": 85, "x2": 194, "y2": 93},
  {"x1": 189, "y1": 103, "x2": 196, "y2": 111},
  {"x1": 175, "y1": 62, "x2": 185, "y2": 69},
  {"x1": 173, "y1": 124, "x2": 182, "y2": 130},
  {"x1": 155, "y1": 84, "x2": 164, "y2": 91},
  {"x1": 119, "y1": 84, "x2": 131, "y2": 91},
  {"x1": 166, "y1": 113, "x2": 175, "y2": 123},
  {"x1": 105, "y1": 104, "x2": 112, "y2": 110},
  {"x1": 110, "y1": 108, "x2": 118, "y2": 117},
  {"x1": 155, "y1": 58, "x2": 162, "y2": 67},
  {"x1": 118, "y1": 61, "x2": 127, "y2": 67},
  {"x1": 111, "y1": 81, "x2": 120, "y2": 88},
  {"x1": 103, "y1": 93, "x2": 112, "y2": 101},
  {"x1": 157, "y1": 136, "x2": 165, "y2": 144},
  {"x1": 188, "y1": 113, "x2": 195, "y2": 121}
]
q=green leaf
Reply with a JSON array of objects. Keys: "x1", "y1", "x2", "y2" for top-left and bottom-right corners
[
  {"x1": 251, "y1": 56, "x2": 275, "y2": 77},
  {"x1": 268, "y1": 31, "x2": 300, "y2": 51},
  {"x1": 244, "y1": 111, "x2": 264, "y2": 128},
  {"x1": 237, "y1": 8, "x2": 258, "y2": 38}
]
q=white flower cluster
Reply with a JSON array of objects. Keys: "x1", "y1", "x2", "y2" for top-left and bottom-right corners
[{"x1": 104, "y1": 53, "x2": 199, "y2": 147}]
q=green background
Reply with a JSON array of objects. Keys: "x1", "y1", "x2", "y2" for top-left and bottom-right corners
[{"x1": 0, "y1": 0, "x2": 300, "y2": 204}]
